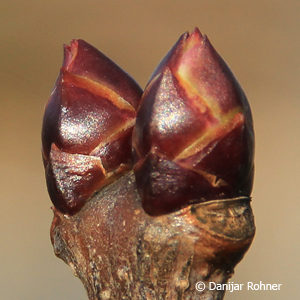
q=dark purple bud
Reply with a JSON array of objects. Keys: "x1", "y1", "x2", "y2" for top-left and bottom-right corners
[
  {"x1": 42, "y1": 39, "x2": 142, "y2": 214},
  {"x1": 133, "y1": 28, "x2": 254, "y2": 215}
]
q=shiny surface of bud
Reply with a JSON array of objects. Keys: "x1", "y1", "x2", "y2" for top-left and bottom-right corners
[
  {"x1": 42, "y1": 39, "x2": 142, "y2": 214},
  {"x1": 133, "y1": 28, "x2": 254, "y2": 215}
]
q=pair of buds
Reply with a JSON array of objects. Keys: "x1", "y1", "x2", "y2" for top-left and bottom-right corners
[{"x1": 42, "y1": 28, "x2": 254, "y2": 216}]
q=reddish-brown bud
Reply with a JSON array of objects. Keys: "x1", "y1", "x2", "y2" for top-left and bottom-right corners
[
  {"x1": 42, "y1": 39, "x2": 142, "y2": 214},
  {"x1": 133, "y1": 28, "x2": 254, "y2": 215}
]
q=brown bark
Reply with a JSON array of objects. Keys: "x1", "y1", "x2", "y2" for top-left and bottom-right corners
[{"x1": 50, "y1": 171, "x2": 255, "y2": 300}]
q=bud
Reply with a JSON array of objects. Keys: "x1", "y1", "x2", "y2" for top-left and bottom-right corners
[
  {"x1": 133, "y1": 28, "x2": 254, "y2": 215},
  {"x1": 42, "y1": 39, "x2": 142, "y2": 214}
]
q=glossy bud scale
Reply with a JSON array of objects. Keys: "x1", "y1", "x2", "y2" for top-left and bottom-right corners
[
  {"x1": 42, "y1": 39, "x2": 142, "y2": 214},
  {"x1": 133, "y1": 28, "x2": 254, "y2": 215}
]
